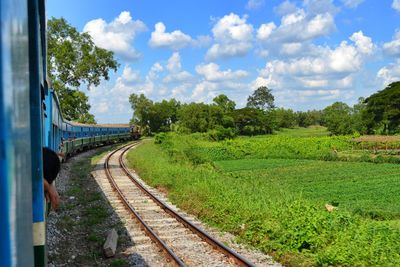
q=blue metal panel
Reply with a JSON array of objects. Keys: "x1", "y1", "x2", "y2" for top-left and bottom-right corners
[
  {"x1": 29, "y1": 0, "x2": 45, "y2": 221},
  {"x1": 1, "y1": 0, "x2": 34, "y2": 265}
]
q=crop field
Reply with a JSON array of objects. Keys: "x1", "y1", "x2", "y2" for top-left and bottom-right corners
[
  {"x1": 127, "y1": 133, "x2": 400, "y2": 266},
  {"x1": 274, "y1": 126, "x2": 330, "y2": 137}
]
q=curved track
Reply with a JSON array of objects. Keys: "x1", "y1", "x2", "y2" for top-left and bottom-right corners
[{"x1": 104, "y1": 142, "x2": 256, "y2": 267}]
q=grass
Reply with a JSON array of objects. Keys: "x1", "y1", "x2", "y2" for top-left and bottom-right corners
[
  {"x1": 215, "y1": 158, "x2": 400, "y2": 219},
  {"x1": 127, "y1": 137, "x2": 400, "y2": 266},
  {"x1": 275, "y1": 126, "x2": 330, "y2": 137}
]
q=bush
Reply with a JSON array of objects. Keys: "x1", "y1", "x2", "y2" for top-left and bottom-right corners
[{"x1": 207, "y1": 127, "x2": 237, "y2": 141}]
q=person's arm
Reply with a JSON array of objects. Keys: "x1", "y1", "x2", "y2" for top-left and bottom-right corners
[{"x1": 43, "y1": 179, "x2": 60, "y2": 210}]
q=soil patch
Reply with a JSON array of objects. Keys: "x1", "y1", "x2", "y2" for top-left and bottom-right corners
[{"x1": 47, "y1": 145, "x2": 132, "y2": 267}]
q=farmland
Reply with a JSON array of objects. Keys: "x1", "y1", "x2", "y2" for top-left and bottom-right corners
[{"x1": 127, "y1": 132, "x2": 400, "y2": 266}]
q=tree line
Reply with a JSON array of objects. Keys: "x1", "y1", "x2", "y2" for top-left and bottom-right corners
[{"x1": 129, "y1": 82, "x2": 400, "y2": 137}]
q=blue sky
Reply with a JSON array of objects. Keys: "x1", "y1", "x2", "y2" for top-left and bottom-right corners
[{"x1": 48, "y1": 0, "x2": 400, "y2": 123}]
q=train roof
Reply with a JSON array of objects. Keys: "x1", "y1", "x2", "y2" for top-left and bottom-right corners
[{"x1": 66, "y1": 121, "x2": 130, "y2": 128}]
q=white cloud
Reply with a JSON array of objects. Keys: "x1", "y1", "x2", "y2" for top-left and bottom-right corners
[
  {"x1": 253, "y1": 32, "x2": 375, "y2": 106},
  {"x1": 166, "y1": 52, "x2": 181, "y2": 72},
  {"x1": 383, "y1": 31, "x2": 400, "y2": 57},
  {"x1": 83, "y1": 11, "x2": 147, "y2": 61},
  {"x1": 195, "y1": 62, "x2": 248, "y2": 82},
  {"x1": 341, "y1": 0, "x2": 364, "y2": 8},
  {"x1": 303, "y1": 0, "x2": 339, "y2": 15},
  {"x1": 393, "y1": 0, "x2": 400, "y2": 12},
  {"x1": 163, "y1": 52, "x2": 193, "y2": 83},
  {"x1": 257, "y1": 22, "x2": 277, "y2": 41},
  {"x1": 274, "y1": 1, "x2": 298, "y2": 16},
  {"x1": 206, "y1": 13, "x2": 254, "y2": 60},
  {"x1": 349, "y1": 31, "x2": 375, "y2": 55},
  {"x1": 246, "y1": 0, "x2": 265, "y2": 10},
  {"x1": 92, "y1": 102, "x2": 110, "y2": 114},
  {"x1": 275, "y1": 9, "x2": 335, "y2": 43},
  {"x1": 120, "y1": 65, "x2": 141, "y2": 83},
  {"x1": 377, "y1": 60, "x2": 400, "y2": 86},
  {"x1": 280, "y1": 42, "x2": 303, "y2": 55},
  {"x1": 149, "y1": 22, "x2": 193, "y2": 50}
]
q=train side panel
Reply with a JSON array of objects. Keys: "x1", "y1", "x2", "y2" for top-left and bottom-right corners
[{"x1": 0, "y1": 0, "x2": 35, "y2": 266}]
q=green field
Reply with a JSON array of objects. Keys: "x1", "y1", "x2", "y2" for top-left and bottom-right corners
[
  {"x1": 127, "y1": 134, "x2": 400, "y2": 266},
  {"x1": 274, "y1": 126, "x2": 330, "y2": 137}
]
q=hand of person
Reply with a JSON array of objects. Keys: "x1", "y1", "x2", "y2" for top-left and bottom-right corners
[{"x1": 44, "y1": 179, "x2": 60, "y2": 210}]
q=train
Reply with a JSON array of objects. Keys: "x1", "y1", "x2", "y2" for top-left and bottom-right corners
[
  {"x1": 46, "y1": 91, "x2": 140, "y2": 162},
  {"x1": 0, "y1": 0, "x2": 138, "y2": 266}
]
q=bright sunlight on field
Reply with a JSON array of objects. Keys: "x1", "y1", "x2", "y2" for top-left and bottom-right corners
[{"x1": 127, "y1": 132, "x2": 400, "y2": 266}]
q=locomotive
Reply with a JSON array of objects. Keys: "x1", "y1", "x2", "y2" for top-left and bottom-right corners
[{"x1": 0, "y1": 0, "x2": 138, "y2": 266}]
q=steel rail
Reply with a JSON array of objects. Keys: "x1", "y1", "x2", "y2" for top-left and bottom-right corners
[
  {"x1": 119, "y1": 144, "x2": 256, "y2": 267},
  {"x1": 104, "y1": 143, "x2": 186, "y2": 267}
]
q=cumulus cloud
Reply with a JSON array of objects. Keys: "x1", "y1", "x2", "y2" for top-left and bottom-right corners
[
  {"x1": 393, "y1": 0, "x2": 400, "y2": 12},
  {"x1": 163, "y1": 52, "x2": 193, "y2": 83},
  {"x1": 253, "y1": 31, "x2": 375, "y2": 106},
  {"x1": 383, "y1": 30, "x2": 400, "y2": 57},
  {"x1": 257, "y1": 22, "x2": 277, "y2": 41},
  {"x1": 341, "y1": 0, "x2": 364, "y2": 8},
  {"x1": 119, "y1": 65, "x2": 141, "y2": 84},
  {"x1": 275, "y1": 9, "x2": 335, "y2": 43},
  {"x1": 206, "y1": 13, "x2": 254, "y2": 60},
  {"x1": 246, "y1": 0, "x2": 265, "y2": 10},
  {"x1": 83, "y1": 11, "x2": 147, "y2": 61},
  {"x1": 274, "y1": 1, "x2": 298, "y2": 16},
  {"x1": 149, "y1": 22, "x2": 194, "y2": 50},
  {"x1": 303, "y1": 0, "x2": 339, "y2": 15},
  {"x1": 195, "y1": 63, "x2": 248, "y2": 81},
  {"x1": 377, "y1": 60, "x2": 400, "y2": 86}
]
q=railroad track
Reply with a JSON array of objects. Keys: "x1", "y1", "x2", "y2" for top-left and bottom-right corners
[{"x1": 104, "y1": 142, "x2": 256, "y2": 267}]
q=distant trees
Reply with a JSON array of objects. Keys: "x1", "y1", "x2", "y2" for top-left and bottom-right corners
[
  {"x1": 129, "y1": 94, "x2": 179, "y2": 134},
  {"x1": 129, "y1": 82, "x2": 400, "y2": 137},
  {"x1": 47, "y1": 17, "x2": 118, "y2": 123},
  {"x1": 319, "y1": 82, "x2": 400, "y2": 135}
]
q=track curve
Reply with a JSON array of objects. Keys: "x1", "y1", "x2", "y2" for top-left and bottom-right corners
[{"x1": 104, "y1": 142, "x2": 256, "y2": 267}]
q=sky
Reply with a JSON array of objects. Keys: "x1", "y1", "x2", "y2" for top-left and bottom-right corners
[{"x1": 47, "y1": 0, "x2": 400, "y2": 124}]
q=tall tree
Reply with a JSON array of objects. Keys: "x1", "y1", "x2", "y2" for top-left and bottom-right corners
[
  {"x1": 213, "y1": 94, "x2": 236, "y2": 112},
  {"x1": 47, "y1": 17, "x2": 118, "y2": 123},
  {"x1": 246, "y1": 86, "x2": 275, "y2": 111},
  {"x1": 365, "y1": 81, "x2": 400, "y2": 134}
]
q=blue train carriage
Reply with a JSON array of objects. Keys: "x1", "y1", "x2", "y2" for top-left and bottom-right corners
[
  {"x1": 44, "y1": 89, "x2": 132, "y2": 161},
  {"x1": 0, "y1": 0, "x2": 132, "y2": 265},
  {"x1": 1, "y1": 0, "x2": 49, "y2": 266}
]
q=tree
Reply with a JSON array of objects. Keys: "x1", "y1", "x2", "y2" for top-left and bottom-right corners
[
  {"x1": 352, "y1": 97, "x2": 369, "y2": 134},
  {"x1": 213, "y1": 94, "x2": 236, "y2": 112},
  {"x1": 47, "y1": 17, "x2": 118, "y2": 123},
  {"x1": 364, "y1": 81, "x2": 400, "y2": 134},
  {"x1": 274, "y1": 108, "x2": 297, "y2": 129},
  {"x1": 129, "y1": 93, "x2": 153, "y2": 129},
  {"x1": 231, "y1": 108, "x2": 275, "y2": 135},
  {"x1": 246, "y1": 86, "x2": 275, "y2": 111},
  {"x1": 322, "y1": 102, "x2": 354, "y2": 135},
  {"x1": 297, "y1": 110, "x2": 323, "y2": 127}
]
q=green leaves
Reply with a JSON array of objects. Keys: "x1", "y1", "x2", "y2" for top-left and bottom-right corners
[{"x1": 47, "y1": 17, "x2": 119, "y2": 123}]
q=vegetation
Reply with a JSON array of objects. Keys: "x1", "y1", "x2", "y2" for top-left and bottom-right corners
[
  {"x1": 129, "y1": 82, "x2": 400, "y2": 137},
  {"x1": 47, "y1": 17, "x2": 118, "y2": 123},
  {"x1": 127, "y1": 135, "x2": 400, "y2": 266}
]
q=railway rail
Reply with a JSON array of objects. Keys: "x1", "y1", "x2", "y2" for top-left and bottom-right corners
[{"x1": 104, "y1": 142, "x2": 256, "y2": 267}]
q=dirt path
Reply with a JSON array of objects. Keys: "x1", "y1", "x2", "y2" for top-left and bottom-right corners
[{"x1": 47, "y1": 145, "x2": 134, "y2": 266}]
